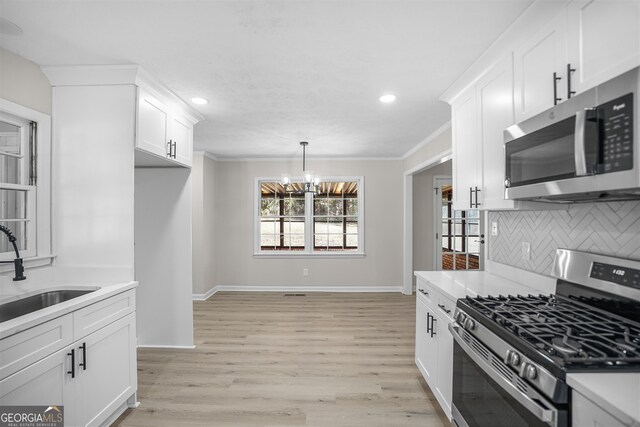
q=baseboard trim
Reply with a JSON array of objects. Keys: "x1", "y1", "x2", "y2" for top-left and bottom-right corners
[
  {"x1": 212, "y1": 285, "x2": 404, "y2": 293},
  {"x1": 137, "y1": 344, "x2": 196, "y2": 349},
  {"x1": 192, "y1": 286, "x2": 219, "y2": 301}
]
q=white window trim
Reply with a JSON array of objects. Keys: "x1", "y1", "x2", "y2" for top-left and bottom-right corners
[
  {"x1": 0, "y1": 98, "x2": 53, "y2": 271},
  {"x1": 254, "y1": 176, "x2": 365, "y2": 257}
]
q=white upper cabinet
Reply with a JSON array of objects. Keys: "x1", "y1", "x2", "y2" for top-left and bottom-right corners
[
  {"x1": 513, "y1": 11, "x2": 568, "y2": 122},
  {"x1": 477, "y1": 56, "x2": 517, "y2": 210},
  {"x1": 137, "y1": 89, "x2": 169, "y2": 159},
  {"x1": 566, "y1": 0, "x2": 640, "y2": 93},
  {"x1": 170, "y1": 114, "x2": 194, "y2": 167},
  {"x1": 136, "y1": 86, "x2": 197, "y2": 167},
  {"x1": 451, "y1": 89, "x2": 479, "y2": 211}
]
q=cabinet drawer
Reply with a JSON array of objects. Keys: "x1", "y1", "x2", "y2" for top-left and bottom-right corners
[
  {"x1": 0, "y1": 314, "x2": 73, "y2": 380},
  {"x1": 435, "y1": 294, "x2": 456, "y2": 322},
  {"x1": 416, "y1": 279, "x2": 434, "y2": 305},
  {"x1": 73, "y1": 290, "x2": 135, "y2": 340}
]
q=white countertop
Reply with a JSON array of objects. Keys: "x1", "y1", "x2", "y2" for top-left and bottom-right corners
[
  {"x1": 568, "y1": 373, "x2": 640, "y2": 426},
  {"x1": 0, "y1": 280, "x2": 137, "y2": 339},
  {"x1": 414, "y1": 270, "x2": 547, "y2": 301}
]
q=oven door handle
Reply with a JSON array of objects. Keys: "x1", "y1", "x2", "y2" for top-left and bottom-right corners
[
  {"x1": 449, "y1": 324, "x2": 558, "y2": 427},
  {"x1": 574, "y1": 109, "x2": 588, "y2": 176}
]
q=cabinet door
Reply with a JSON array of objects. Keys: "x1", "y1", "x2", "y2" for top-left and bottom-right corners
[
  {"x1": 572, "y1": 390, "x2": 630, "y2": 427},
  {"x1": 415, "y1": 296, "x2": 438, "y2": 386},
  {"x1": 434, "y1": 313, "x2": 453, "y2": 420},
  {"x1": 451, "y1": 90, "x2": 479, "y2": 211},
  {"x1": 567, "y1": 0, "x2": 640, "y2": 94},
  {"x1": 171, "y1": 114, "x2": 193, "y2": 167},
  {"x1": 76, "y1": 313, "x2": 137, "y2": 427},
  {"x1": 0, "y1": 345, "x2": 77, "y2": 426},
  {"x1": 514, "y1": 11, "x2": 567, "y2": 122},
  {"x1": 137, "y1": 89, "x2": 170, "y2": 158},
  {"x1": 476, "y1": 55, "x2": 517, "y2": 210}
]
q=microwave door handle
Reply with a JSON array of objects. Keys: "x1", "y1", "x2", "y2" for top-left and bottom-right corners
[
  {"x1": 449, "y1": 324, "x2": 558, "y2": 427},
  {"x1": 574, "y1": 109, "x2": 588, "y2": 176}
]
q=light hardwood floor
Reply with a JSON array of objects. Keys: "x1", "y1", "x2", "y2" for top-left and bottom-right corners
[{"x1": 113, "y1": 292, "x2": 451, "y2": 426}]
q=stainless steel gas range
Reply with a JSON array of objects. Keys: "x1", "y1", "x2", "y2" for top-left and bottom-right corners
[{"x1": 449, "y1": 249, "x2": 640, "y2": 427}]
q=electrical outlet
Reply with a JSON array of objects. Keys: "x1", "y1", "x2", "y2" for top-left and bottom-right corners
[
  {"x1": 521, "y1": 242, "x2": 531, "y2": 261},
  {"x1": 303, "y1": 268, "x2": 309, "y2": 277},
  {"x1": 491, "y1": 221, "x2": 498, "y2": 237}
]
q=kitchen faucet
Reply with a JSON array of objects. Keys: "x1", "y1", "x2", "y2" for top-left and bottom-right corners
[{"x1": 0, "y1": 225, "x2": 26, "y2": 281}]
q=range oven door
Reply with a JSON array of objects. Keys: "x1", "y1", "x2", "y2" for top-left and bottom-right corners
[{"x1": 449, "y1": 324, "x2": 568, "y2": 427}]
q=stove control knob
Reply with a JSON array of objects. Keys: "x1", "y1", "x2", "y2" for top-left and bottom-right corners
[
  {"x1": 509, "y1": 352, "x2": 521, "y2": 367},
  {"x1": 456, "y1": 312, "x2": 466, "y2": 324},
  {"x1": 463, "y1": 318, "x2": 476, "y2": 331},
  {"x1": 525, "y1": 364, "x2": 538, "y2": 380}
]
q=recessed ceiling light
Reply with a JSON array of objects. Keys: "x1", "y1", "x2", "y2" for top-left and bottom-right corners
[
  {"x1": 191, "y1": 97, "x2": 209, "y2": 105},
  {"x1": 379, "y1": 94, "x2": 396, "y2": 104}
]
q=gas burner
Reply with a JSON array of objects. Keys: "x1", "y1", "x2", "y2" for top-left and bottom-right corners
[{"x1": 551, "y1": 337, "x2": 583, "y2": 357}]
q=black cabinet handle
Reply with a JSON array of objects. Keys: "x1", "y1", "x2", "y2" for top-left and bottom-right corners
[
  {"x1": 167, "y1": 140, "x2": 172, "y2": 157},
  {"x1": 567, "y1": 63, "x2": 576, "y2": 99},
  {"x1": 418, "y1": 289, "x2": 429, "y2": 296},
  {"x1": 469, "y1": 187, "x2": 473, "y2": 209},
  {"x1": 553, "y1": 72, "x2": 562, "y2": 105},
  {"x1": 172, "y1": 140, "x2": 177, "y2": 159},
  {"x1": 473, "y1": 186, "x2": 481, "y2": 207},
  {"x1": 67, "y1": 349, "x2": 75, "y2": 378},
  {"x1": 79, "y1": 343, "x2": 87, "y2": 371},
  {"x1": 430, "y1": 316, "x2": 437, "y2": 338},
  {"x1": 426, "y1": 312, "x2": 432, "y2": 334},
  {"x1": 438, "y1": 303, "x2": 452, "y2": 314}
]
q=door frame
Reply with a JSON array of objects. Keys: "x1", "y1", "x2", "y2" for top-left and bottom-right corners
[
  {"x1": 433, "y1": 176, "x2": 452, "y2": 270},
  {"x1": 403, "y1": 147, "x2": 452, "y2": 295}
]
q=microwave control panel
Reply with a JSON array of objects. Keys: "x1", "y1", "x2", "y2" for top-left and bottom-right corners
[{"x1": 600, "y1": 92, "x2": 633, "y2": 173}]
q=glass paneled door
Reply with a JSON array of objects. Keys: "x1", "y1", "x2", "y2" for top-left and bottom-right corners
[{"x1": 435, "y1": 178, "x2": 484, "y2": 270}]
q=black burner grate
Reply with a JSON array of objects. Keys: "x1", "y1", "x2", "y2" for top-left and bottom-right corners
[{"x1": 464, "y1": 294, "x2": 640, "y2": 370}]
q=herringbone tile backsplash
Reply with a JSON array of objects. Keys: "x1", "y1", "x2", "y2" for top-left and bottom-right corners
[{"x1": 488, "y1": 201, "x2": 640, "y2": 275}]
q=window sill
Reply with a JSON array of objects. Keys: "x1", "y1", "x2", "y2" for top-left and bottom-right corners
[{"x1": 253, "y1": 252, "x2": 366, "y2": 259}]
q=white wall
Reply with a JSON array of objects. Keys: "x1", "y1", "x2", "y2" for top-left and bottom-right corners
[
  {"x1": 135, "y1": 168, "x2": 194, "y2": 347},
  {"x1": 0, "y1": 47, "x2": 51, "y2": 115},
  {"x1": 209, "y1": 159, "x2": 404, "y2": 290},
  {"x1": 192, "y1": 153, "x2": 217, "y2": 296},
  {"x1": 412, "y1": 160, "x2": 452, "y2": 275}
]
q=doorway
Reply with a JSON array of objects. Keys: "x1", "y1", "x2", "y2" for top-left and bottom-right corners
[{"x1": 434, "y1": 177, "x2": 483, "y2": 271}]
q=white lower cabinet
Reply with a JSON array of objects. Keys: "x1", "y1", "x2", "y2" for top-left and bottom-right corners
[
  {"x1": 0, "y1": 343, "x2": 78, "y2": 425},
  {"x1": 572, "y1": 390, "x2": 631, "y2": 427},
  {"x1": 0, "y1": 291, "x2": 137, "y2": 427},
  {"x1": 415, "y1": 279, "x2": 454, "y2": 421}
]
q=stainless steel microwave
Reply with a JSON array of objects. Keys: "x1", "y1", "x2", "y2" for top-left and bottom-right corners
[{"x1": 504, "y1": 67, "x2": 639, "y2": 203}]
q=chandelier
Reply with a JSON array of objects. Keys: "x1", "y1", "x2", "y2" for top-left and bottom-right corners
[{"x1": 282, "y1": 141, "x2": 320, "y2": 194}]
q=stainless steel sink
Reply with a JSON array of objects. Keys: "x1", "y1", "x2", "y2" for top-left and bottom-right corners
[{"x1": 0, "y1": 290, "x2": 96, "y2": 322}]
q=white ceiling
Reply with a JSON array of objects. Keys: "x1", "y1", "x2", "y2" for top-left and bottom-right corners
[{"x1": 0, "y1": 0, "x2": 533, "y2": 159}]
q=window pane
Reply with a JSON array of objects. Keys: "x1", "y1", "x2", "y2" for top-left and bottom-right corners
[
  {"x1": 468, "y1": 254, "x2": 481, "y2": 270},
  {"x1": 467, "y1": 222, "x2": 479, "y2": 236},
  {"x1": 327, "y1": 199, "x2": 343, "y2": 215},
  {"x1": 467, "y1": 210, "x2": 480, "y2": 219},
  {"x1": 314, "y1": 234, "x2": 328, "y2": 247},
  {"x1": 0, "y1": 189, "x2": 27, "y2": 220},
  {"x1": 346, "y1": 221, "x2": 357, "y2": 234},
  {"x1": 0, "y1": 121, "x2": 22, "y2": 185},
  {"x1": 346, "y1": 199, "x2": 358, "y2": 216},
  {"x1": 328, "y1": 234, "x2": 343, "y2": 247},
  {"x1": 442, "y1": 252, "x2": 454, "y2": 270},
  {"x1": 441, "y1": 206, "x2": 449, "y2": 218},
  {"x1": 0, "y1": 221, "x2": 26, "y2": 252},
  {"x1": 468, "y1": 239, "x2": 480, "y2": 254},
  {"x1": 442, "y1": 221, "x2": 449, "y2": 237},
  {"x1": 454, "y1": 222, "x2": 463, "y2": 235},
  {"x1": 284, "y1": 198, "x2": 305, "y2": 216},
  {"x1": 289, "y1": 218, "x2": 305, "y2": 234},
  {"x1": 346, "y1": 234, "x2": 358, "y2": 247},
  {"x1": 454, "y1": 237, "x2": 463, "y2": 252},
  {"x1": 314, "y1": 199, "x2": 328, "y2": 215},
  {"x1": 284, "y1": 234, "x2": 305, "y2": 248},
  {"x1": 260, "y1": 199, "x2": 278, "y2": 216}
]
